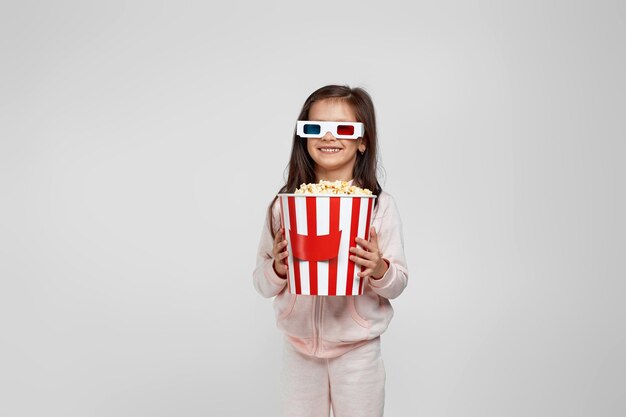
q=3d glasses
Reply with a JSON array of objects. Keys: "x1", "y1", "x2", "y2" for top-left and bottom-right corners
[{"x1": 296, "y1": 121, "x2": 365, "y2": 140}]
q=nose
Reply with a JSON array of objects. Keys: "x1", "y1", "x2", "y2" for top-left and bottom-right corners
[{"x1": 321, "y1": 130, "x2": 336, "y2": 141}]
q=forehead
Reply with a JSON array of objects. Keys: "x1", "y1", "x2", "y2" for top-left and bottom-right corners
[{"x1": 308, "y1": 99, "x2": 357, "y2": 122}]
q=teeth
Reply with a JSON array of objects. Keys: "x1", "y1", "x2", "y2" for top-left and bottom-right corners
[{"x1": 320, "y1": 148, "x2": 341, "y2": 153}]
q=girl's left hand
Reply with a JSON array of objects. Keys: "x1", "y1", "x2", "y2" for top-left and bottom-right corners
[{"x1": 349, "y1": 227, "x2": 389, "y2": 279}]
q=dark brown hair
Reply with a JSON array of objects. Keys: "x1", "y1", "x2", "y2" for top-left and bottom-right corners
[{"x1": 268, "y1": 85, "x2": 383, "y2": 237}]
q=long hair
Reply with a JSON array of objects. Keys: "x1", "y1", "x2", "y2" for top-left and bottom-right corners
[{"x1": 267, "y1": 85, "x2": 382, "y2": 237}]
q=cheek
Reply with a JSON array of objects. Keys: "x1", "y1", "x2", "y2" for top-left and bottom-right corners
[{"x1": 344, "y1": 141, "x2": 359, "y2": 154}]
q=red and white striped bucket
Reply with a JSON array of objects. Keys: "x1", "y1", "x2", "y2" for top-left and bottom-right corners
[{"x1": 278, "y1": 194, "x2": 376, "y2": 296}]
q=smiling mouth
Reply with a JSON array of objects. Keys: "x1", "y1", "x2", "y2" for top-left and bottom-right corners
[{"x1": 318, "y1": 147, "x2": 342, "y2": 153}]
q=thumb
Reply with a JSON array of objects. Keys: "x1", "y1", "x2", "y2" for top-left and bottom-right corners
[{"x1": 370, "y1": 226, "x2": 378, "y2": 242}]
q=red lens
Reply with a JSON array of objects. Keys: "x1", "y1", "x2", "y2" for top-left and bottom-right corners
[{"x1": 336, "y1": 125, "x2": 355, "y2": 136}]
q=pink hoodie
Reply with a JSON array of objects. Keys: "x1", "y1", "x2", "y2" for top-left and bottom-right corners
[{"x1": 253, "y1": 191, "x2": 408, "y2": 358}]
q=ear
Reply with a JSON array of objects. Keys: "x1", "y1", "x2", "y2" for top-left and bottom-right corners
[{"x1": 358, "y1": 140, "x2": 366, "y2": 153}]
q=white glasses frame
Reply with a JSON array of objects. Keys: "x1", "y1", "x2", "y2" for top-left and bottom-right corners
[{"x1": 296, "y1": 120, "x2": 365, "y2": 140}]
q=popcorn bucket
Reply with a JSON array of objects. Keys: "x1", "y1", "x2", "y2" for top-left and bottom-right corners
[{"x1": 278, "y1": 194, "x2": 377, "y2": 296}]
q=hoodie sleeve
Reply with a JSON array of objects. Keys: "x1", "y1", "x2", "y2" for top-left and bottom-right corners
[
  {"x1": 253, "y1": 200, "x2": 288, "y2": 298},
  {"x1": 368, "y1": 192, "x2": 409, "y2": 299}
]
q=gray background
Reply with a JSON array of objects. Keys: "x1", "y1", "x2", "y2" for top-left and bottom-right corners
[{"x1": 1, "y1": 0, "x2": 624, "y2": 416}]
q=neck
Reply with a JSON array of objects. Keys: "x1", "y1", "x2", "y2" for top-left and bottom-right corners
[{"x1": 314, "y1": 167, "x2": 353, "y2": 183}]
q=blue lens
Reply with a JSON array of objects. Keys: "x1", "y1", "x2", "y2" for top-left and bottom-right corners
[{"x1": 303, "y1": 124, "x2": 321, "y2": 135}]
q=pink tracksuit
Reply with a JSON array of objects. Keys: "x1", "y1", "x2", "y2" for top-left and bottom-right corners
[{"x1": 254, "y1": 191, "x2": 408, "y2": 417}]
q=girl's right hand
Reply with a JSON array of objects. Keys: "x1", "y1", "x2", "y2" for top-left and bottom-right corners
[{"x1": 272, "y1": 227, "x2": 289, "y2": 278}]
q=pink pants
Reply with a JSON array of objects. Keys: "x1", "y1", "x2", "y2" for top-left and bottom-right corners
[{"x1": 281, "y1": 337, "x2": 386, "y2": 417}]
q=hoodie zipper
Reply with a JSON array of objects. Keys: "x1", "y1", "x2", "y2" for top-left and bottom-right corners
[{"x1": 312, "y1": 296, "x2": 324, "y2": 355}]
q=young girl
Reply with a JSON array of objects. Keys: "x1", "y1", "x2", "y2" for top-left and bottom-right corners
[{"x1": 253, "y1": 85, "x2": 408, "y2": 417}]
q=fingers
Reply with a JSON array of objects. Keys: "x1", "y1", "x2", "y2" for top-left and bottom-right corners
[
  {"x1": 349, "y1": 253, "x2": 377, "y2": 270},
  {"x1": 274, "y1": 258, "x2": 288, "y2": 278},
  {"x1": 275, "y1": 239, "x2": 288, "y2": 251},
  {"x1": 272, "y1": 228, "x2": 290, "y2": 278},
  {"x1": 370, "y1": 226, "x2": 378, "y2": 243},
  {"x1": 349, "y1": 245, "x2": 377, "y2": 261},
  {"x1": 274, "y1": 227, "x2": 285, "y2": 243},
  {"x1": 276, "y1": 249, "x2": 289, "y2": 261},
  {"x1": 354, "y1": 227, "x2": 379, "y2": 251},
  {"x1": 358, "y1": 269, "x2": 374, "y2": 278},
  {"x1": 273, "y1": 246, "x2": 288, "y2": 260},
  {"x1": 350, "y1": 229, "x2": 381, "y2": 277},
  {"x1": 350, "y1": 257, "x2": 378, "y2": 278},
  {"x1": 352, "y1": 230, "x2": 380, "y2": 260},
  {"x1": 273, "y1": 228, "x2": 288, "y2": 257},
  {"x1": 350, "y1": 256, "x2": 385, "y2": 278},
  {"x1": 354, "y1": 236, "x2": 373, "y2": 251}
]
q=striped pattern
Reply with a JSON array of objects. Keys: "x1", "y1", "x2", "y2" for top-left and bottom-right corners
[{"x1": 279, "y1": 194, "x2": 375, "y2": 296}]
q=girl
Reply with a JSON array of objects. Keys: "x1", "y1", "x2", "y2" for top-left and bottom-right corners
[{"x1": 253, "y1": 85, "x2": 408, "y2": 417}]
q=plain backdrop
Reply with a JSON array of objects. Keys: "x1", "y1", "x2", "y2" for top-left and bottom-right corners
[{"x1": 1, "y1": 1, "x2": 624, "y2": 416}]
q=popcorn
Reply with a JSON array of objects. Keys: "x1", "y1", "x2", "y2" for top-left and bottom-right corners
[
  {"x1": 294, "y1": 180, "x2": 373, "y2": 196},
  {"x1": 279, "y1": 183, "x2": 377, "y2": 295}
]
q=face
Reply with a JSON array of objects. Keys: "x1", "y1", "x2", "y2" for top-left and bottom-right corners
[{"x1": 306, "y1": 99, "x2": 366, "y2": 182}]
